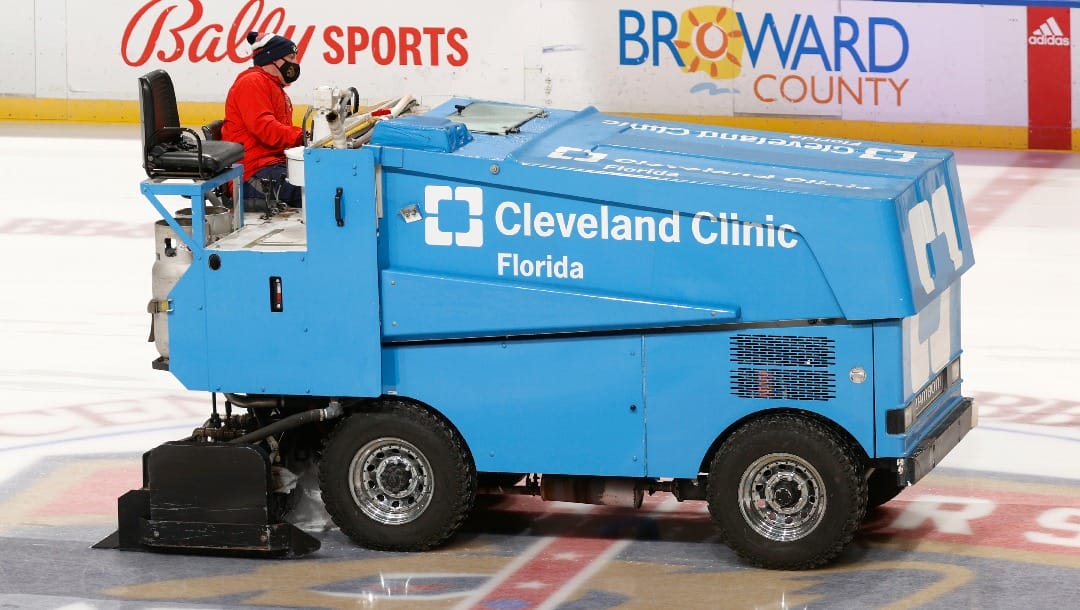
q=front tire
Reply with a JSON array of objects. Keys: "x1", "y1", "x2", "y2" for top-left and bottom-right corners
[
  {"x1": 707, "y1": 414, "x2": 866, "y2": 569},
  {"x1": 319, "y1": 400, "x2": 477, "y2": 551}
]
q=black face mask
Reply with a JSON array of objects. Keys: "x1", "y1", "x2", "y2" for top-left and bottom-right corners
[{"x1": 277, "y1": 59, "x2": 300, "y2": 84}]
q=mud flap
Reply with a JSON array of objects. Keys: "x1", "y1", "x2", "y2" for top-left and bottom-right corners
[{"x1": 94, "y1": 441, "x2": 320, "y2": 557}]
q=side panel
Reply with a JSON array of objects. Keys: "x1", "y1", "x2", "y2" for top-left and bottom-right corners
[
  {"x1": 384, "y1": 335, "x2": 646, "y2": 477},
  {"x1": 377, "y1": 168, "x2": 845, "y2": 336},
  {"x1": 644, "y1": 324, "x2": 876, "y2": 478},
  {"x1": 903, "y1": 284, "x2": 962, "y2": 399},
  {"x1": 876, "y1": 282, "x2": 966, "y2": 458},
  {"x1": 170, "y1": 148, "x2": 382, "y2": 396},
  {"x1": 899, "y1": 160, "x2": 975, "y2": 313}
]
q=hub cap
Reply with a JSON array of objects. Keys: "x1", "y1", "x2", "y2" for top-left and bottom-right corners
[
  {"x1": 738, "y1": 453, "x2": 826, "y2": 541},
  {"x1": 349, "y1": 438, "x2": 433, "y2": 525}
]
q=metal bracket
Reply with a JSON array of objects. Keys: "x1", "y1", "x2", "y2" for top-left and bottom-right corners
[{"x1": 147, "y1": 298, "x2": 173, "y2": 314}]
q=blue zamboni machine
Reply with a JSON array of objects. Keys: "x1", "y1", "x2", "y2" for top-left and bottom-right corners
[{"x1": 99, "y1": 77, "x2": 975, "y2": 569}]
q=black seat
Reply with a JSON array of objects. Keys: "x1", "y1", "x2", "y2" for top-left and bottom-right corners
[
  {"x1": 139, "y1": 70, "x2": 243, "y2": 179},
  {"x1": 201, "y1": 119, "x2": 224, "y2": 141}
]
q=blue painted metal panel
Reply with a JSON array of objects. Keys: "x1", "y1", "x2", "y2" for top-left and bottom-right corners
[
  {"x1": 423, "y1": 98, "x2": 950, "y2": 183},
  {"x1": 372, "y1": 100, "x2": 970, "y2": 321},
  {"x1": 168, "y1": 265, "x2": 210, "y2": 390},
  {"x1": 872, "y1": 319, "x2": 904, "y2": 451},
  {"x1": 877, "y1": 283, "x2": 966, "y2": 458},
  {"x1": 170, "y1": 148, "x2": 381, "y2": 396},
  {"x1": 381, "y1": 270, "x2": 736, "y2": 340},
  {"x1": 643, "y1": 324, "x2": 875, "y2": 478},
  {"x1": 377, "y1": 172, "x2": 844, "y2": 333},
  {"x1": 145, "y1": 168, "x2": 244, "y2": 391},
  {"x1": 384, "y1": 335, "x2": 646, "y2": 477}
]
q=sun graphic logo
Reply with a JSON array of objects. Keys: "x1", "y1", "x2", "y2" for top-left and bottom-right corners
[
  {"x1": 424, "y1": 185, "x2": 484, "y2": 247},
  {"x1": 674, "y1": 7, "x2": 745, "y2": 79}
]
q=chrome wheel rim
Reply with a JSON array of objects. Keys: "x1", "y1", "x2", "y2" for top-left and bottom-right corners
[
  {"x1": 348, "y1": 437, "x2": 434, "y2": 525},
  {"x1": 738, "y1": 453, "x2": 826, "y2": 541}
]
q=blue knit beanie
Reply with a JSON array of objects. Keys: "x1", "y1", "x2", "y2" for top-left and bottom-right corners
[{"x1": 248, "y1": 31, "x2": 297, "y2": 66}]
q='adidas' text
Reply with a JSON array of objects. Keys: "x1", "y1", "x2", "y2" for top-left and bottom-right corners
[{"x1": 1029, "y1": 17, "x2": 1070, "y2": 46}]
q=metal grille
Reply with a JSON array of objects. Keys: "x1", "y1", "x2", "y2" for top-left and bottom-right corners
[
  {"x1": 730, "y1": 335, "x2": 836, "y2": 401},
  {"x1": 730, "y1": 334, "x2": 836, "y2": 368}
]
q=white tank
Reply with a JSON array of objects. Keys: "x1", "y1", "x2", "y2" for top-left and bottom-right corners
[{"x1": 150, "y1": 217, "x2": 203, "y2": 359}]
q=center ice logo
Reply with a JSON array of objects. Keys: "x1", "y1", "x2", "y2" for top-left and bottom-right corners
[{"x1": 424, "y1": 185, "x2": 484, "y2": 247}]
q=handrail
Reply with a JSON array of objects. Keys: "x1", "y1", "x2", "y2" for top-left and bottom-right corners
[{"x1": 141, "y1": 164, "x2": 243, "y2": 253}]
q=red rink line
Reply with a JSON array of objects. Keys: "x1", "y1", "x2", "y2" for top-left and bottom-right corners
[
  {"x1": 457, "y1": 494, "x2": 703, "y2": 610},
  {"x1": 456, "y1": 536, "x2": 631, "y2": 610},
  {"x1": 960, "y1": 151, "x2": 1073, "y2": 236}
]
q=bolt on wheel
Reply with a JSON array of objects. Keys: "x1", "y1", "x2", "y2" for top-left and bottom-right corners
[
  {"x1": 737, "y1": 453, "x2": 826, "y2": 542},
  {"x1": 349, "y1": 438, "x2": 434, "y2": 525}
]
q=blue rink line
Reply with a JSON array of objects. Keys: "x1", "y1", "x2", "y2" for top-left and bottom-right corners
[
  {"x1": 0, "y1": 423, "x2": 193, "y2": 453},
  {"x1": 977, "y1": 424, "x2": 1080, "y2": 443}
]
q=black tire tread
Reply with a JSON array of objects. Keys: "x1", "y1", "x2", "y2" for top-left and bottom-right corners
[
  {"x1": 707, "y1": 413, "x2": 867, "y2": 570},
  {"x1": 319, "y1": 399, "x2": 477, "y2": 552}
]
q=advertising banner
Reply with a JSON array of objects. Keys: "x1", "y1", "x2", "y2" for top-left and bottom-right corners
[
  {"x1": 610, "y1": 1, "x2": 1025, "y2": 125},
  {"x1": 73, "y1": 0, "x2": 532, "y2": 104},
  {"x1": 1, "y1": 0, "x2": 1077, "y2": 149},
  {"x1": 58, "y1": 1, "x2": 1031, "y2": 124},
  {"x1": 1026, "y1": 6, "x2": 1072, "y2": 148}
]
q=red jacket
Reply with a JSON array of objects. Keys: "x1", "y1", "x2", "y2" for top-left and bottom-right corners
[{"x1": 222, "y1": 67, "x2": 303, "y2": 181}]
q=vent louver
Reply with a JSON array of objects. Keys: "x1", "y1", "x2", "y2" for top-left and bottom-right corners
[{"x1": 730, "y1": 335, "x2": 836, "y2": 401}]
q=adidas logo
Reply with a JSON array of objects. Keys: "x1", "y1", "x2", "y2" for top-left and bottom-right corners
[{"x1": 1028, "y1": 17, "x2": 1070, "y2": 46}]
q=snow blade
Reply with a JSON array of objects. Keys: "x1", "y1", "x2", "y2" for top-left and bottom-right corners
[{"x1": 94, "y1": 441, "x2": 319, "y2": 558}]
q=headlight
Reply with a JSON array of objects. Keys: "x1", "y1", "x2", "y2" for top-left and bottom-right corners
[{"x1": 947, "y1": 357, "x2": 961, "y2": 385}]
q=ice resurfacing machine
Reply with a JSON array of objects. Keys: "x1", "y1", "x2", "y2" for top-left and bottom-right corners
[{"x1": 100, "y1": 73, "x2": 976, "y2": 569}]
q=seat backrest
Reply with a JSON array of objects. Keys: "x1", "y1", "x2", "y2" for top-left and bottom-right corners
[
  {"x1": 138, "y1": 70, "x2": 182, "y2": 166},
  {"x1": 137, "y1": 70, "x2": 244, "y2": 180}
]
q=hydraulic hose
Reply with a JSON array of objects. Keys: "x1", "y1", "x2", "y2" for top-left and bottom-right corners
[{"x1": 228, "y1": 400, "x2": 344, "y2": 445}]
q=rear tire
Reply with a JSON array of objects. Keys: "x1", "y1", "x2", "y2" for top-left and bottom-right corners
[
  {"x1": 707, "y1": 414, "x2": 866, "y2": 569},
  {"x1": 319, "y1": 400, "x2": 477, "y2": 551}
]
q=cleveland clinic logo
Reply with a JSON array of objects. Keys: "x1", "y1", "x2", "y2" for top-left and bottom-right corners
[{"x1": 424, "y1": 185, "x2": 484, "y2": 247}]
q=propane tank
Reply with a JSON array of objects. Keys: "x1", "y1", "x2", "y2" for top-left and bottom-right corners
[{"x1": 150, "y1": 217, "x2": 204, "y2": 359}]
